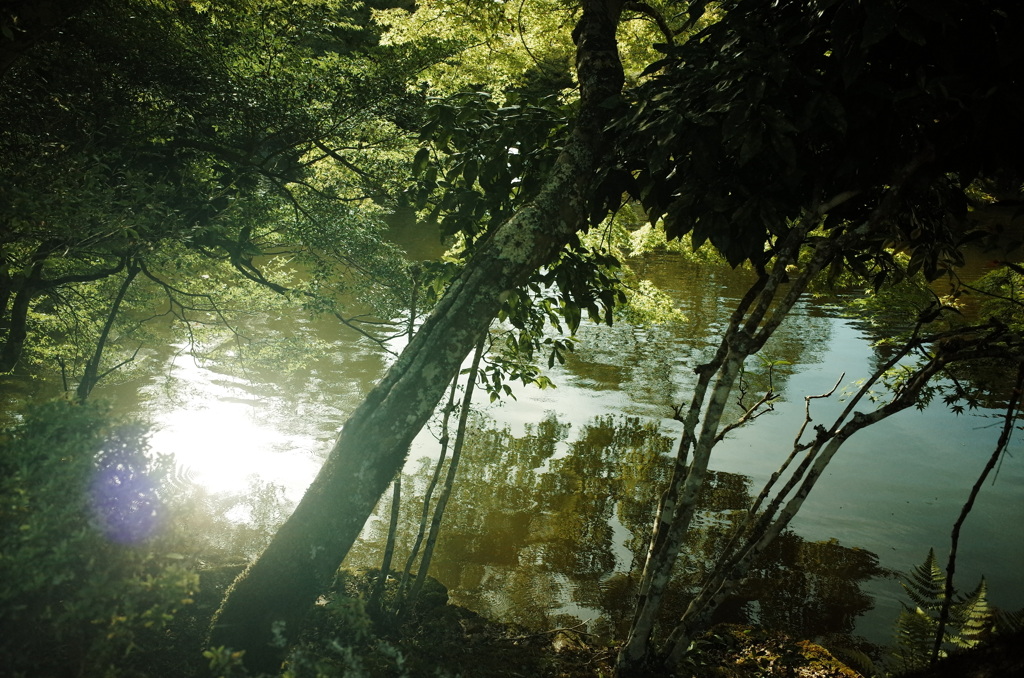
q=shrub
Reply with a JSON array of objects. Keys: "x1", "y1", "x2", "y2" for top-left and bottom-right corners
[{"x1": 0, "y1": 399, "x2": 197, "y2": 677}]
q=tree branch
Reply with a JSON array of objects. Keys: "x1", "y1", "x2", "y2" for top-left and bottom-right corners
[
  {"x1": 932, "y1": 362, "x2": 1024, "y2": 664},
  {"x1": 624, "y1": 2, "x2": 674, "y2": 45}
]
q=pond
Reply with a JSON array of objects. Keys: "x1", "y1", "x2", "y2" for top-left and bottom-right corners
[{"x1": 35, "y1": 231, "x2": 1024, "y2": 652}]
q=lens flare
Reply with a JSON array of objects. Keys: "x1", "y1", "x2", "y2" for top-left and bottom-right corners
[{"x1": 90, "y1": 451, "x2": 162, "y2": 544}]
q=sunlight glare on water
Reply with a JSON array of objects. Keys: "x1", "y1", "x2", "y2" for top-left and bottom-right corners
[{"x1": 144, "y1": 350, "x2": 320, "y2": 500}]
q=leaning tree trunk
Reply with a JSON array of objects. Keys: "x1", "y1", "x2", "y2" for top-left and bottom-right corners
[{"x1": 209, "y1": 2, "x2": 625, "y2": 672}]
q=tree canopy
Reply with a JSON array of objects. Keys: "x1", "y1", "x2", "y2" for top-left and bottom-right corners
[
  {"x1": 0, "y1": 0, "x2": 450, "y2": 379},
  {"x1": 615, "y1": 0, "x2": 1024, "y2": 271}
]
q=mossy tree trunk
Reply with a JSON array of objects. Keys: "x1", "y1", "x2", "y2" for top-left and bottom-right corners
[{"x1": 209, "y1": 2, "x2": 625, "y2": 672}]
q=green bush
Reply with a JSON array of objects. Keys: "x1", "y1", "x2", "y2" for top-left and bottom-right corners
[{"x1": 0, "y1": 399, "x2": 198, "y2": 677}]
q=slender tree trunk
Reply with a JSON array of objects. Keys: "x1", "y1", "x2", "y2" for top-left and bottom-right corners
[
  {"x1": 0, "y1": 249, "x2": 46, "y2": 372},
  {"x1": 370, "y1": 269, "x2": 422, "y2": 613},
  {"x1": 1, "y1": 241, "x2": 125, "y2": 373},
  {"x1": 409, "y1": 333, "x2": 485, "y2": 605},
  {"x1": 620, "y1": 309, "x2": 1018, "y2": 673},
  {"x1": 0, "y1": 250, "x2": 12, "y2": 324},
  {"x1": 209, "y1": 3, "x2": 625, "y2": 670},
  {"x1": 395, "y1": 376, "x2": 459, "y2": 615},
  {"x1": 368, "y1": 476, "x2": 401, "y2": 615},
  {"x1": 932, "y1": 364, "x2": 1024, "y2": 664},
  {"x1": 616, "y1": 229, "x2": 814, "y2": 674},
  {"x1": 662, "y1": 354, "x2": 946, "y2": 665}
]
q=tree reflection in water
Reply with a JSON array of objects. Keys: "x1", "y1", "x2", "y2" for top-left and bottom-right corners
[{"x1": 347, "y1": 414, "x2": 886, "y2": 645}]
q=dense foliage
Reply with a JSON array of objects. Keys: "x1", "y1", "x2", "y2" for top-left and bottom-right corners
[
  {"x1": 614, "y1": 0, "x2": 1024, "y2": 271},
  {"x1": 0, "y1": 0, "x2": 449, "y2": 380},
  {"x1": 0, "y1": 400, "x2": 196, "y2": 677}
]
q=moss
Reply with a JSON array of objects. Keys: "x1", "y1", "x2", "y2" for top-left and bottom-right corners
[{"x1": 680, "y1": 624, "x2": 864, "y2": 678}]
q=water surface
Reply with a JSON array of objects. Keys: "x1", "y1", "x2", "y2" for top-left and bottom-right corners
[{"x1": 86, "y1": 249, "x2": 1024, "y2": 648}]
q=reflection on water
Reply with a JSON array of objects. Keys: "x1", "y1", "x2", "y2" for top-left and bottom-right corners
[
  {"x1": 144, "y1": 353, "x2": 319, "y2": 498},
  {"x1": 347, "y1": 415, "x2": 887, "y2": 646},
  {"x1": 35, "y1": 251, "x2": 1021, "y2": 648}
]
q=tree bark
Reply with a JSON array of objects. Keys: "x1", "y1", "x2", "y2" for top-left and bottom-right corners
[{"x1": 209, "y1": 2, "x2": 625, "y2": 671}]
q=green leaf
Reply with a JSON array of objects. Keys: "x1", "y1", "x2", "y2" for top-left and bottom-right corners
[
  {"x1": 462, "y1": 157, "x2": 479, "y2": 186},
  {"x1": 412, "y1": 148, "x2": 430, "y2": 176},
  {"x1": 563, "y1": 301, "x2": 582, "y2": 334}
]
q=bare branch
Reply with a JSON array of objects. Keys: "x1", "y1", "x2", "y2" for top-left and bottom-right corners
[
  {"x1": 793, "y1": 373, "x2": 844, "y2": 448},
  {"x1": 332, "y1": 311, "x2": 399, "y2": 356},
  {"x1": 714, "y1": 388, "x2": 775, "y2": 444},
  {"x1": 933, "y1": 362, "x2": 1024, "y2": 664}
]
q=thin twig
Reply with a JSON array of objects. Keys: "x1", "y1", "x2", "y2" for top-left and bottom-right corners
[
  {"x1": 714, "y1": 388, "x2": 775, "y2": 444},
  {"x1": 932, "y1": 362, "x2": 1024, "y2": 665},
  {"x1": 792, "y1": 373, "x2": 844, "y2": 448},
  {"x1": 505, "y1": 620, "x2": 594, "y2": 640}
]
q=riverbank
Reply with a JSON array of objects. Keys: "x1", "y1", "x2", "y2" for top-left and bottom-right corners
[{"x1": 166, "y1": 565, "x2": 863, "y2": 678}]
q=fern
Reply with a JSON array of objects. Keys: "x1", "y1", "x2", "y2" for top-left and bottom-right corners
[
  {"x1": 891, "y1": 549, "x2": 994, "y2": 672},
  {"x1": 949, "y1": 579, "x2": 991, "y2": 650},
  {"x1": 996, "y1": 606, "x2": 1024, "y2": 635},
  {"x1": 900, "y1": 548, "x2": 945, "y2": 613},
  {"x1": 894, "y1": 605, "x2": 936, "y2": 671}
]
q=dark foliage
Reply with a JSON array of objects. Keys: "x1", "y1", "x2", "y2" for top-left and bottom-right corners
[{"x1": 609, "y1": 0, "x2": 1024, "y2": 270}]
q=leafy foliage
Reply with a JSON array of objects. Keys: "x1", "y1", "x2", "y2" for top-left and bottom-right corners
[
  {"x1": 374, "y1": 0, "x2": 580, "y2": 97},
  {"x1": 405, "y1": 91, "x2": 569, "y2": 240},
  {"x1": 893, "y1": 548, "x2": 994, "y2": 672},
  {"x1": 613, "y1": 0, "x2": 1024, "y2": 271},
  {"x1": 406, "y1": 91, "x2": 636, "y2": 397},
  {"x1": 975, "y1": 264, "x2": 1024, "y2": 330},
  {"x1": 0, "y1": 400, "x2": 197, "y2": 677},
  {"x1": 0, "y1": 0, "x2": 452, "y2": 375}
]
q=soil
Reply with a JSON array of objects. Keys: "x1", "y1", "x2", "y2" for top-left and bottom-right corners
[
  {"x1": 163, "y1": 566, "x2": 865, "y2": 678},
  {"x1": 159, "y1": 566, "x2": 1022, "y2": 678}
]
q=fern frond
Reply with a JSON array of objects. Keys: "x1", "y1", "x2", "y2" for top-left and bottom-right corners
[
  {"x1": 893, "y1": 550, "x2": 998, "y2": 667},
  {"x1": 894, "y1": 606, "x2": 937, "y2": 671},
  {"x1": 900, "y1": 548, "x2": 945, "y2": 612},
  {"x1": 830, "y1": 647, "x2": 875, "y2": 678},
  {"x1": 995, "y1": 606, "x2": 1024, "y2": 635},
  {"x1": 950, "y1": 578, "x2": 992, "y2": 648}
]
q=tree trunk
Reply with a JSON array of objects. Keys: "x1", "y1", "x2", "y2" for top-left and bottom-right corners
[
  {"x1": 367, "y1": 476, "x2": 401, "y2": 615},
  {"x1": 209, "y1": 2, "x2": 625, "y2": 671},
  {"x1": 932, "y1": 364, "x2": 1024, "y2": 665},
  {"x1": 0, "y1": 248, "x2": 47, "y2": 373},
  {"x1": 409, "y1": 333, "x2": 484, "y2": 606},
  {"x1": 395, "y1": 376, "x2": 459, "y2": 615},
  {"x1": 616, "y1": 230, "x2": 813, "y2": 673}
]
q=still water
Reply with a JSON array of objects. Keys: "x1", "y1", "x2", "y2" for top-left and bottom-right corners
[{"x1": 91, "y1": 245, "x2": 1024, "y2": 649}]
